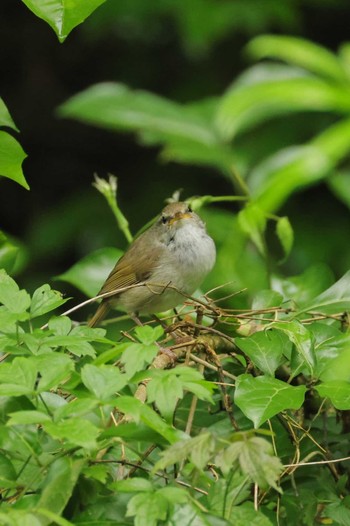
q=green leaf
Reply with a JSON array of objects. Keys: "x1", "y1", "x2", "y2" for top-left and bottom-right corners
[
  {"x1": 147, "y1": 372, "x2": 184, "y2": 421},
  {"x1": 81, "y1": 364, "x2": 127, "y2": 400},
  {"x1": 0, "y1": 130, "x2": 28, "y2": 189},
  {"x1": 121, "y1": 343, "x2": 158, "y2": 377},
  {"x1": 0, "y1": 357, "x2": 38, "y2": 396},
  {"x1": 126, "y1": 491, "x2": 168, "y2": 526},
  {"x1": 234, "y1": 374, "x2": 306, "y2": 428},
  {"x1": 276, "y1": 216, "x2": 294, "y2": 261},
  {"x1": 154, "y1": 432, "x2": 215, "y2": 471},
  {"x1": 316, "y1": 381, "x2": 350, "y2": 410},
  {"x1": 7, "y1": 410, "x2": 51, "y2": 425},
  {"x1": 0, "y1": 98, "x2": 19, "y2": 131},
  {"x1": 0, "y1": 269, "x2": 31, "y2": 315},
  {"x1": 48, "y1": 316, "x2": 72, "y2": 336},
  {"x1": 134, "y1": 325, "x2": 164, "y2": 345},
  {"x1": 247, "y1": 35, "x2": 347, "y2": 83},
  {"x1": 228, "y1": 503, "x2": 274, "y2": 526},
  {"x1": 35, "y1": 353, "x2": 74, "y2": 391},
  {"x1": 44, "y1": 418, "x2": 100, "y2": 449},
  {"x1": 208, "y1": 472, "x2": 251, "y2": 516},
  {"x1": 56, "y1": 246, "x2": 122, "y2": 297},
  {"x1": 252, "y1": 118, "x2": 350, "y2": 212},
  {"x1": 236, "y1": 329, "x2": 289, "y2": 376},
  {"x1": 30, "y1": 284, "x2": 68, "y2": 318},
  {"x1": 252, "y1": 290, "x2": 283, "y2": 310},
  {"x1": 36, "y1": 457, "x2": 85, "y2": 526},
  {"x1": 113, "y1": 478, "x2": 153, "y2": 493},
  {"x1": 115, "y1": 396, "x2": 181, "y2": 444},
  {"x1": 216, "y1": 65, "x2": 350, "y2": 140},
  {"x1": 300, "y1": 270, "x2": 350, "y2": 314},
  {"x1": 238, "y1": 203, "x2": 267, "y2": 256},
  {"x1": 215, "y1": 436, "x2": 282, "y2": 492},
  {"x1": 272, "y1": 321, "x2": 315, "y2": 373},
  {"x1": 21, "y1": 0, "x2": 106, "y2": 43},
  {"x1": 59, "y1": 83, "x2": 233, "y2": 174},
  {"x1": 0, "y1": 452, "x2": 17, "y2": 484}
]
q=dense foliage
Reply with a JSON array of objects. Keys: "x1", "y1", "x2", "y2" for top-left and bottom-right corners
[{"x1": 1, "y1": 1, "x2": 350, "y2": 525}]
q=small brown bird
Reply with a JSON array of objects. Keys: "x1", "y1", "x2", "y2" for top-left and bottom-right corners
[{"x1": 88, "y1": 202, "x2": 216, "y2": 327}]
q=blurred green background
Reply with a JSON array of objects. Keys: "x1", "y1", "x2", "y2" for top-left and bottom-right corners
[{"x1": 1, "y1": 0, "x2": 350, "y2": 308}]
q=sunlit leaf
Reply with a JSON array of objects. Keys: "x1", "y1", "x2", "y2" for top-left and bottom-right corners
[
  {"x1": 236, "y1": 329, "x2": 289, "y2": 376},
  {"x1": 300, "y1": 270, "x2": 350, "y2": 314},
  {"x1": 21, "y1": 0, "x2": 106, "y2": 43},
  {"x1": 0, "y1": 130, "x2": 28, "y2": 189},
  {"x1": 276, "y1": 216, "x2": 294, "y2": 261},
  {"x1": 316, "y1": 381, "x2": 350, "y2": 410},
  {"x1": 0, "y1": 98, "x2": 19, "y2": 131},
  {"x1": 30, "y1": 284, "x2": 68, "y2": 318}
]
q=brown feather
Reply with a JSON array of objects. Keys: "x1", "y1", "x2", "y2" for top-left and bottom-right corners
[{"x1": 88, "y1": 302, "x2": 110, "y2": 327}]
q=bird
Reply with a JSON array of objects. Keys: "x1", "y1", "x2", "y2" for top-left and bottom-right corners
[{"x1": 88, "y1": 201, "x2": 216, "y2": 327}]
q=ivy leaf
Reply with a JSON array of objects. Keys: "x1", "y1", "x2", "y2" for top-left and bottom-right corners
[
  {"x1": 234, "y1": 374, "x2": 306, "y2": 428},
  {"x1": 21, "y1": 0, "x2": 106, "y2": 43},
  {"x1": 30, "y1": 284, "x2": 68, "y2": 318},
  {"x1": 56, "y1": 247, "x2": 122, "y2": 297},
  {"x1": 300, "y1": 270, "x2": 350, "y2": 314},
  {"x1": 215, "y1": 436, "x2": 282, "y2": 492},
  {"x1": 272, "y1": 321, "x2": 315, "y2": 373},
  {"x1": 81, "y1": 364, "x2": 127, "y2": 400},
  {"x1": 236, "y1": 329, "x2": 289, "y2": 376},
  {"x1": 316, "y1": 381, "x2": 350, "y2": 410}
]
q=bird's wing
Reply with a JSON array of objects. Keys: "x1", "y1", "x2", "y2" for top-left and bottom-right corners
[{"x1": 97, "y1": 237, "x2": 164, "y2": 297}]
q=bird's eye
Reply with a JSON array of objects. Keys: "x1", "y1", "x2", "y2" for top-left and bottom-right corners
[{"x1": 161, "y1": 215, "x2": 167, "y2": 224}]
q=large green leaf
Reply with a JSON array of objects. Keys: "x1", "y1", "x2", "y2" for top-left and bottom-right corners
[
  {"x1": 21, "y1": 0, "x2": 106, "y2": 43},
  {"x1": 0, "y1": 130, "x2": 28, "y2": 189},
  {"x1": 216, "y1": 65, "x2": 350, "y2": 140},
  {"x1": 235, "y1": 329, "x2": 289, "y2": 376},
  {"x1": 247, "y1": 35, "x2": 348, "y2": 83},
  {"x1": 56, "y1": 246, "x2": 122, "y2": 297},
  {"x1": 234, "y1": 374, "x2": 306, "y2": 428},
  {"x1": 300, "y1": 270, "x2": 350, "y2": 314},
  {"x1": 59, "y1": 83, "x2": 234, "y2": 174},
  {"x1": 316, "y1": 381, "x2": 350, "y2": 410}
]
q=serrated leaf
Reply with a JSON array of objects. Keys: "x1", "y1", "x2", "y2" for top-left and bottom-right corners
[
  {"x1": 113, "y1": 478, "x2": 153, "y2": 493},
  {"x1": 21, "y1": 0, "x2": 106, "y2": 43},
  {"x1": 0, "y1": 130, "x2": 28, "y2": 189},
  {"x1": 0, "y1": 269, "x2": 31, "y2": 314},
  {"x1": 147, "y1": 372, "x2": 183, "y2": 421},
  {"x1": 81, "y1": 364, "x2": 127, "y2": 400},
  {"x1": 276, "y1": 216, "x2": 294, "y2": 261},
  {"x1": 216, "y1": 436, "x2": 282, "y2": 492},
  {"x1": 316, "y1": 381, "x2": 350, "y2": 410},
  {"x1": 30, "y1": 284, "x2": 68, "y2": 318},
  {"x1": 236, "y1": 329, "x2": 288, "y2": 376},
  {"x1": 7, "y1": 410, "x2": 51, "y2": 425},
  {"x1": 35, "y1": 353, "x2": 74, "y2": 391},
  {"x1": 234, "y1": 374, "x2": 306, "y2": 428},
  {"x1": 44, "y1": 419, "x2": 100, "y2": 449},
  {"x1": 134, "y1": 324, "x2": 164, "y2": 345},
  {"x1": 56, "y1": 246, "x2": 123, "y2": 297},
  {"x1": 121, "y1": 342, "x2": 158, "y2": 377},
  {"x1": 154, "y1": 432, "x2": 215, "y2": 471},
  {"x1": 48, "y1": 316, "x2": 72, "y2": 336},
  {"x1": 126, "y1": 491, "x2": 168, "y2": 526},
  {"x1": 0, "y1": 357, "x2": 38, "y2": 394}
]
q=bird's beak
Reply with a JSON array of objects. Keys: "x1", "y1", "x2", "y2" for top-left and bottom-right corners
[{"x1": 168, "y1": 212, "x2": 192, "y2": 225}]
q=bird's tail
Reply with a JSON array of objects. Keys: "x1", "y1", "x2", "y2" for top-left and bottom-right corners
[{"x1": 88, "y1": 302, "x2": 110, "y2": 327}]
